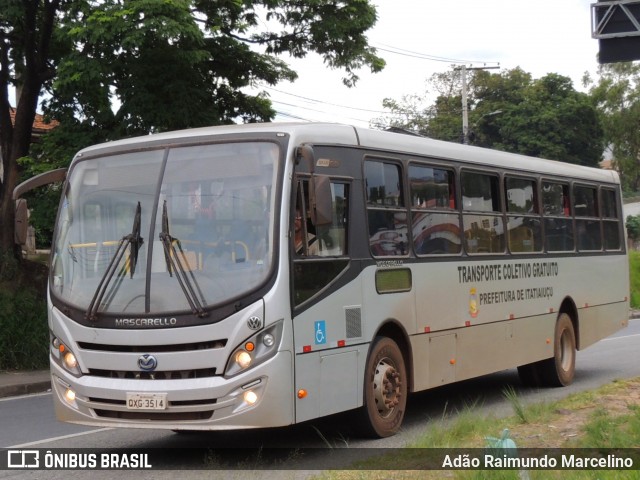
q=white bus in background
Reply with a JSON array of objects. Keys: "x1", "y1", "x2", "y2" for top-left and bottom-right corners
[{"x1": 14, "y1": 123, "x2": 629, "y2": 437}]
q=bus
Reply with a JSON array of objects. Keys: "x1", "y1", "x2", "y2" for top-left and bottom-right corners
[{"x1": 14, "y1": 122, "x2": 629, "y2": 438}]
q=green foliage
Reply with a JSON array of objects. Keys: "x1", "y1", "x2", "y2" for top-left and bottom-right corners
[
  {"x1": 0, "y1": 288, "x2": 48, "y2": 370},
  {"x1": 586, "y1": 62, "x2": 640, "y2": 192},
  {"x1": 629, "y1": 250, "x2": 640, "y2": 309},
  {"x1": 375, "y1": 67, "x2": 605, "y2": 167},
  {"x1": 0, "y1": 250, "x2": 19, "y2": 283},
  {"x1": 579, "y1": 406, "x2": 640, "y2": 448},
  {"x1": 489, "y1": 74, "x2": 604, "y2": 166},
  {"x1": 503, "y1": 385, "x2": 528, "y2": 424},
  {"x1": 41, "y1": 0, "x2": 384, "y2": 139},
  {"x1": 1, "y1": 0, "x2": 384, "y2": 255},
  {"x1": 0, "y1": 254, "x2": 48, "y2": 370},
  {"x1": 375, "y1": 69, "x2": 463, "y2": 140},
  {"x1": 626, "y1": 215, "x2": 640, "y2": 242}
]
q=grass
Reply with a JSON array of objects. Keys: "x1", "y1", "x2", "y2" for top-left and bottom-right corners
[
  {"x1": 629, "y1": 251, "x2": 640, "y2": 308},
  {"x1": 313, "y1": 378, "x2": 640, "y2": 479}
]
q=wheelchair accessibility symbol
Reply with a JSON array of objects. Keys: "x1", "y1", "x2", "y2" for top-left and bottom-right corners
[{"x1": 314, "y1": 320, "x2": 326, "y2": 345}]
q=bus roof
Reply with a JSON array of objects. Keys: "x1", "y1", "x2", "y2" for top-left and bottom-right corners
[{"x1": 74, "y1": 122, "x2": 618, "y2": 185}]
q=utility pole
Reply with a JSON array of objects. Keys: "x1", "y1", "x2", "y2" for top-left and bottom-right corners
[{"x1": 457, "y1": 65, "x2": 500, "y2": 144}]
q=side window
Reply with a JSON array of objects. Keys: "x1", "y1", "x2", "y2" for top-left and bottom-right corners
[
  {"x1": 365, "y1": 159, "x2": 408, "y2": 257},
  {"x1": 505, "y1": 176, "x2": 542, "y2": 253},
  {"x1": 601, "y1": 188, "x2": 621, "y2": 250},
  {"x1": 542, "y1": 181, "x2": 574, "y2": 252},
  {"x1": 461, "y1": 171, "x2": 504, "y2": 254},
  {"x1": 292, "y1": 178, "x2": 350, "y2": 307},
  {"x1": 574, "y1": 184, "x2": 602, "y2": 251},
  {"x1": 409, "y1": 164, "x2": 461, "y2": 255}
]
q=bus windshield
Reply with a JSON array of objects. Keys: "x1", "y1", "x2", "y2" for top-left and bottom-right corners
[{"x1": 51, "y1": 141, "x2": 280, "y2": 317}]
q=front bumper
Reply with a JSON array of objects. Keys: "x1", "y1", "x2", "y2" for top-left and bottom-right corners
[{"x1": 51, "y1": 350, "x2": 293, "y2": 431}]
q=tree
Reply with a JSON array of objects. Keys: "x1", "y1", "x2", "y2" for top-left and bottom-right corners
[
  {"x1": 1, "y1": 0, "x2": 61, "y2": 259},
  {"x1": 0, "y1": 0, "x2": 385, "y2": 259},
  {"x1": 585, "y1": 62, "x2": 640, "y2": 193},
  {"x1": 483, "y1": 73, "x2": 604, "y2": 166},
  {"x1": 374, "y1": 67, "x2": 604, "y2": 168},
  {"x1": 627, "y1": 214, "x2": 640, "y2": 245},
  {"x1": 373, "y1": 68, "x2": 463, "y2": 141}
]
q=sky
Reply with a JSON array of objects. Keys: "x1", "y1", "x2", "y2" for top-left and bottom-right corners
[{"x1": 260, "y1": 0, "x2": 600, "y2": 128}]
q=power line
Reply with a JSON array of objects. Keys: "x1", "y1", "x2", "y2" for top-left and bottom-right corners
[
  {"x1": 261, "y1": 42, "x2": 499, "y2": 126},
  {"x1": 274, "y1": 110, "x2": 313, "y2": 121},
  {"x1": 373, "y1": 42, "x2": 499, "y2": 67},
  {"x1": 273, "y1": 102, "x2": 379, "y2": 125},
  {"x1": 264, "y1": 86, "x2": 389, "y2": 114}
]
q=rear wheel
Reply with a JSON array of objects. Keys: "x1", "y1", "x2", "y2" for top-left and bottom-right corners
[
  {"x1": 539, "y1": 313, "x2": 576, "y2": 387},
  {"x1": 356, "y1": 336, "x2": 407, "y2": 438},
  {"x1": 517, "y1": 362, "x2": 542, "y2": 387},
  {"x1": 518, "y1": 313, "x2": 576, "y2": 388}
]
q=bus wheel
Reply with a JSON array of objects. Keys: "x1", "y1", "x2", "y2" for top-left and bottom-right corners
[
  {"x1": 540, "y1": 313, "x2": 576, "y2": 387},
  {"x1": 517, "y1": 362, "x2": 542, "y2": 388},
  {"x1": 357, "y1": 336, "x2": 407, "y2": 438}
]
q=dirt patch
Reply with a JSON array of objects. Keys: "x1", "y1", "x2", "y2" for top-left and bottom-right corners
[{"x1": 506, "y1": 379, "x2": 640, "y2": 448}]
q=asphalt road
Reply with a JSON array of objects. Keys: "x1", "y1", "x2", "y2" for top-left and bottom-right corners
[{"x1": 1, "y1": 319, "x2": 639, "y2": 478}]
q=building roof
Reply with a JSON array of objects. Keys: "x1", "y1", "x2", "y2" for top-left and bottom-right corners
[{"x1": 9, "y1": 107, "x2": 59, "y2": 136}]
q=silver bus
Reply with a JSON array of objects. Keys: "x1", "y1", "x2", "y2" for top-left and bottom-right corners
[{"x1": 15, "y1": 122, "x2": 629, "y2": 437}]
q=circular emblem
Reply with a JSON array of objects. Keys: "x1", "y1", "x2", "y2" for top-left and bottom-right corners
[
  {"x1": 247, "y1": 316, "x2": 263, "y2": 330},
  {"x1": 138, "y1": 354, "x2": 158, "y2": 372}
]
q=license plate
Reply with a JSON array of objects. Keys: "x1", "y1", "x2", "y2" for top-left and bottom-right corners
[{"x1": 126, "y1": 393, "x2": 167, "y2": 410}]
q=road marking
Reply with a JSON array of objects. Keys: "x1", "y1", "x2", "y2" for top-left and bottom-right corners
[
  {"x1": 9, "y1": 428, "x2": 113, "y2": 448},
  {"x1": 602, "y1": 332, "x2": 640, "y2": 341},
  {"x1": 0, "y1": 391, "x2": 51, "y2": 402}
]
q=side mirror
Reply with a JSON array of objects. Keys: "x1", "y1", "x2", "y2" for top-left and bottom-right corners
[
  {"x1": 15, "y1": 198, "x2": 28, "y2": 246},
  {"x1": 310, "y1": 175, "x2": 333, "y2": 226},
  {"x1": 295, "y1": 144, "x2": 333, "y2": 226}
]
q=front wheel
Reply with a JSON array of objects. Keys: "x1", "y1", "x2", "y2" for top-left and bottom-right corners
[{"x1": 356, "y1": 336, "x2": 407, "y2": 438}]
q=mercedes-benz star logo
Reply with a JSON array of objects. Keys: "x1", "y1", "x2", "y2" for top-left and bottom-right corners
[{"x1": 138, "y1": 354, "x2": 158, "y2": 372}]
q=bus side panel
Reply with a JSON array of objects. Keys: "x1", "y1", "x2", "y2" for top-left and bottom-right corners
[
  {"x1": 294, "y1": 345, "x2": 368, "y2": 423},
  {"x1": 411, "y1": 314, "x2": 556, "y2": 391},
  {"x1": 569, "y1": 254, "x2": 629, "y2": 349},
  {"x1": 409, "y1": 254, "x2": 628, "y2": 391},
  {"x1": 292, "y1": 275, "x2": 367, "y2": 423},
  {"x1": 578, "y1": 303, "x2": 629, "y2": 349}
]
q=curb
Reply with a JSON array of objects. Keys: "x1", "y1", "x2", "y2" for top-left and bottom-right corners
[
  {"x1": 0, "y1": 370, "x2": 51, "y2": 399},
  {"x1": 0, "y1": 380, "x2": 51, "y2": 399}
]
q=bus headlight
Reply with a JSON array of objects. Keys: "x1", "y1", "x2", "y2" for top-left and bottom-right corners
[
  {"x1": 235, "y1": 350, "x2": 252, "y2": 369},
  {"x1": 225, "y1": 320, "x2": 283, "y2": 377},
  {"x1": 64, "y1": 351, "x2": 78, "y2": 370},
  {"x1": 51, "y1": 334, "x2": 82, "y2": 377}
]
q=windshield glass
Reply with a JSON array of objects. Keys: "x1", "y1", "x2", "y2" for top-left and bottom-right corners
[{"x1": 51, "y1": 142, "x2": 279, "y2": 316}]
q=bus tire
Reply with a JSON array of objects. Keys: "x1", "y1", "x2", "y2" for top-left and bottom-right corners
[
  {"x1": 517, "y1": 362, "x2": 542, "y2": 388},
  {"x1": 357, "y1": 336, "x2": 407, "y2": 438},
  {"x1": 539, "y1": 313, "x2": 576, "y2": 387}
]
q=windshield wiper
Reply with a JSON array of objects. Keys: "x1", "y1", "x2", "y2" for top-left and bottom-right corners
[
  {"x1": 129, "y1": 202, "x2": 143, "y2": 276},
  {"x1": 86, "y1": 202, "x2": 144, "y2": 322},
  {"x1": 159, "y1": 201, "x2": 208, "y2": 317}
]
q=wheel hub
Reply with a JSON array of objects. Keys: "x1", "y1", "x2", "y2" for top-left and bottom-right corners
[{"x1": 373, "y1": 359, "x2": 402, "y2": 418}]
